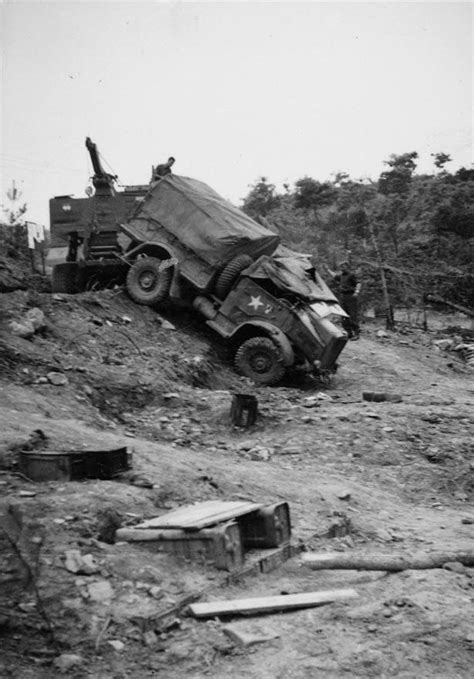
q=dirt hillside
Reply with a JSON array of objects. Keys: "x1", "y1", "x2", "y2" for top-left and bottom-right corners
[{"x1": 0, "y1": 284, "x2": 473, "y2": 678}]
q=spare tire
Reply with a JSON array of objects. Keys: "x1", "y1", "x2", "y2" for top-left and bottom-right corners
[
  {"x1": 234, "y1": 336, "x2": 286, "y2": 385},
  {"x1": 51, "y1": 263, "x2": 79, "y2": 293},
  {"x1": 215, "y1": 254, "x2": 253, "y2": 299},
  {"x1": 126, "y1": 257, "x2": 173, "y2": 307}
]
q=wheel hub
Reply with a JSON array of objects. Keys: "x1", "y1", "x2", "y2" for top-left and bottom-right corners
[
  {"x1": 250, "y1": 353, "x2": 272, "y2": 373},
  {"x1": 139, "y1": 271, "x2": 157, "y2": 290}
]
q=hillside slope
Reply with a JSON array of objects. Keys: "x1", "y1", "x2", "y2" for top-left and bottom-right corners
[{"x1": 1, "y1": 284, "x2": 473, "y2": 678}]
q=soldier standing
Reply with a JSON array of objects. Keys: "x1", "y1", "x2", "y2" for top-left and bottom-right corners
[{"x1": 327, "y1": 261, "x2": 361, "y2": 340}]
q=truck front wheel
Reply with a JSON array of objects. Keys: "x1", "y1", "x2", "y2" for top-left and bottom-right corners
[
  {"x1": 234, "y1": 336, "x2": 286, "y2": 385},
  {"x1": 126, "y1": 257, "x2": 172, "y2": 307}
]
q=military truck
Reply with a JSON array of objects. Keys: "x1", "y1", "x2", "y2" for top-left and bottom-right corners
[
  {"x1": 48, "y1": 139, "x2": 347, "y2": 384},
  {"x1": 116, "y1": 174, "x2": 348, "y2": 385}
]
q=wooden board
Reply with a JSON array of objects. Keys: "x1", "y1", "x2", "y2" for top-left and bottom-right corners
[
  {"x1": 188, "y1": 588, "x2": 359, "y2": 618},
  {"x1": 138, "y1": 500, "x2": 262, "y2": 531}
]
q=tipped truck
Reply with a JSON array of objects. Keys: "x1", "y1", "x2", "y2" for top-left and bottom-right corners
[{"x1": 48, "y1": 138, "x2": 347, "y2": 384}]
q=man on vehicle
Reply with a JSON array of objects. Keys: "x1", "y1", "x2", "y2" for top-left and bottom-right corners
[
  {"x1": 153, "y1": 157, "x2": 175, "y2": 181},
  {"x1": 327, "y1": 261, "x2": 361, "y2": 340}
]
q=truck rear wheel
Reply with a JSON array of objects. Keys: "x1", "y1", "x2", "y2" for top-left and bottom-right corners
[
  {"x1": 51, "y1": 263, "x2": 78, "y2": 293},
  {"x1": 215, "y1": 255, "x2": 253, "y2": 299},
  {"x1": 234, "y1": 336, "x2": 286, "y2": 385},
  {"x1": 126, "y1": 257, "x2": 172, "y2": 306}
]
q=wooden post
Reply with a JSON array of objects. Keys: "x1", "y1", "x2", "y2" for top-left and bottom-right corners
[{"x1": 368, "y1": 222, "x2": 395, "y2": 330}]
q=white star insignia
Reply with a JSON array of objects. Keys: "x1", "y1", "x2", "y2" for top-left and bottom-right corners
[{"x1": 248, "y1": 295, "x2": 264, "y2": 311}]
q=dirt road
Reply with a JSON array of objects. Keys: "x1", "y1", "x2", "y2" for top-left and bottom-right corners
[{"x1": 1, "y1": 289, "x2": 473, "y2": 678}]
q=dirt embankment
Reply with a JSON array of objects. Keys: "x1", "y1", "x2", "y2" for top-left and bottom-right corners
[{"x1": 1, "y1": 286, "x2": 473, "y2": 678}]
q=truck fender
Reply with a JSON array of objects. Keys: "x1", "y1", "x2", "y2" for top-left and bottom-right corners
[
  {"x1": 123, "y1": 240, "x2": 175, "y2": 264},
  {"x1": 231, "y1": 321, "x2": 295, "y2": 367}
]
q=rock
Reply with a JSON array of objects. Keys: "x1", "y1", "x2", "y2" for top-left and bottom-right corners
[
  {"x1": 375, "y1": 528, "x2": 393, "y2": 542},
  {"x1": 167, "y1": 640, "x2": 195, "y2": 661},
  {"x1": 53, "y1": 654, "x2": 84, "y2": 671},
  {"x1": 248, "y1": 447, "x2": 271, "y2": 461},
  {"x1": 365, "y1": 412, "x2": 381, "y2": 419},
  {"x1": 315, "y1": 392, "x2": 332, "y2": 401},
  {"x1": 129, "y1": 474, "x2": 154, "y2": 488},
  {"x1": 161, "y1": 320, "x2": 176, "y2": 331},
  {"x1": 376, "y1": 330, "x2": 388, "y2": 338},
  {"x1": 143, "y1": 630, "x2": 158, "y2": 647},
  {"x1": 107, "y1": 640, "x2": 125, "y2": 652},
  {"x1": 87, "y1": 580, "x2": 114, "y2": 603},
  {"x1": 337, "y1": 490, "x2": 351, "y2": 500},
  {"x1": 302, "y1": 397, "x2": 320, "y2": 408},
  {"x1": 47, "y1": 371, "x2": 68, "y2": 386},
  {"x1": 443, "y1": 561, "x2": 466, "y2": 574},
  {"x1": 149, "y1": 585, "x2": 164, "y2": 599},
  {"x1": 9, "y1": 320, "x2": 36, "y2": 339},
  {"x1": 433, "y1": 339, "x2": 453, "y2": 351},
  {"x1": 278, "y1": 445, "x2": 301, "y2": 455},
  {"x1": 64, "y1": 549, "x2": 99, "y2": 575},
  {"x1": 223, "y1": 624, "x2": 279, "y2": 647},
  {"x1": 236, "y1": 441, "x2": 253, "y2": 451},
  {"x1": 9, "y1": 308, "x2": 46, "y2": 338}
]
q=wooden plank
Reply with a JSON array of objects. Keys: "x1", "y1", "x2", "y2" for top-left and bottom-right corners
[
  {"x1": 188, "y1": 588, "x2": 358, "y2": 618},
  {"x1": 139, "y1": 500, "x2": 262, "y2": 530}
]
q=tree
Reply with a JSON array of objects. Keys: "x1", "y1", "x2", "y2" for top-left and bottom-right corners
[
  {"x1": 378, "y1": 152, "x2": 418, "y2": 196},
  {"x1": 2, "y1": 181, "x2": 27, "y2": 225},
  {"x1": 294, "y1": 177, "x2": 337, "y2": 210},
  {"x1": 431, "y1": 152, "x2": 452, "y2": 171},
  {"x1": 1, "y1": 181, "x2": 28, "y2": 255},
  {"x1": 242, "y1": 177, "x2": 280, "y2": 219}
]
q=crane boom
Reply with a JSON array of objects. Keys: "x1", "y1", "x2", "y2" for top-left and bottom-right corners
[{"x1": 85, "y1": 136, "x2": 117, "y2": 196}]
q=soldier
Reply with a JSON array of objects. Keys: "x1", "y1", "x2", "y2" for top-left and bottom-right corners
[
  {"x1": 327, "y1": 261, "x2": 361, "y2": 340},
  {"x1": 153, "y1": 157, "x2": 175, "y2": 181}
]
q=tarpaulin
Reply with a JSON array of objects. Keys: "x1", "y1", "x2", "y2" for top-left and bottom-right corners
[
  {"x1": 127, "y1": 175, "x2": 280, "y2": 267},
  {"x1": 244, "y1": 255, "x2": 339, "y2": 303}
]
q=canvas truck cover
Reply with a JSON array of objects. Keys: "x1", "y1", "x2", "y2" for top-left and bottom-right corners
[
  {"x1": 244, "y1": 254, "x2": 339, "y2": 303},
  {"x1": 127, "y1": 175, "x2": 280, "y2": 268}
]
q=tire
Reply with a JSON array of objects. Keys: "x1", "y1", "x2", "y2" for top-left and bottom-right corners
[
  {"x1": 234, "y1": 336, "x2": 286, "y2": 385},
  {"x1": 51, "y1": 263, "x2": 78, "y2": 293},
  {"x1": 215, "y1": 254, "x2": 253, "y2": 299},
  {"x1": 126, "y1": 257, "x2": 173, "y2": 306}
]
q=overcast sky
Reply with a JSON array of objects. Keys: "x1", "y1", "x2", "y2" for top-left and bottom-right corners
[{"x1": 1, "y1": 1, "x2": 472, "y2": 227}]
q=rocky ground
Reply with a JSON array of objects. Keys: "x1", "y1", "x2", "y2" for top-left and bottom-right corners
[{"x1": 0, "y1": 286, "x2": 473, "y2": 678}]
